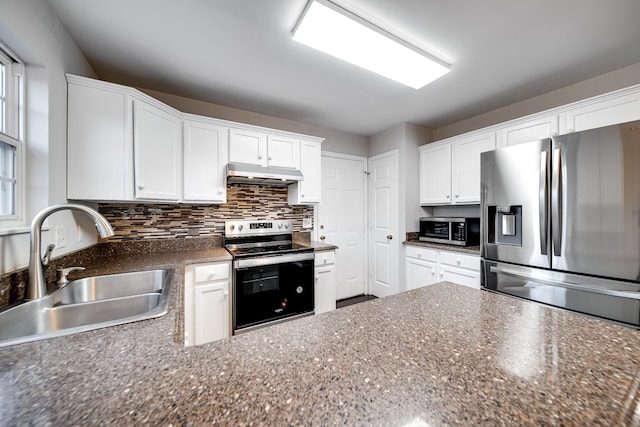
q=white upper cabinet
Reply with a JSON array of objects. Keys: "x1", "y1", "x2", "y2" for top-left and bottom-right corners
[
  {"x1": 228, "y1": 128, "x2": 266, "y2": 166},
  {"x1": 67, "y1": 79, "x2": 133, "y2": 201},
  {"x1": 183, "y1": 120, "x2": 229, "y2": 203},
  {"x1": 497, "y1": 114, "x2": 558, "y2": 148},
  {"x1": 66, "y1": 74, "x2": 324, "y2": 204},
  {"x1": 289, "y1": 139, "x2": 321, "y2": 204},
  {"x1": 417, "y1": 84, "x2": 640, "y2": 206},
  {"x1": 229, "y1": 129, "x2": 301, "y2": 169},
  {"x1": 266, "y1": 135, "x2": 300, "y2": 169},
  {"x1": 452, "y1": 132, "x2": 496, "y2": 203},
  {"x1": 420, "y1": 131, "x2": 495, "y2": 205},
  {"x1": 559, "y1": 89, "x2": 640, "y2": 134},
  {"x1": 133, "y1": 99, "x2": 182, "y2": 201},
  {"x1": 419, "y1": 142, "x2": 451, "y2": 205}
]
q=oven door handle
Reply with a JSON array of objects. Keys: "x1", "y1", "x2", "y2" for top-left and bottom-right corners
[{"x1": 234, "y1": 252, "x2": 315, "y2": 269}]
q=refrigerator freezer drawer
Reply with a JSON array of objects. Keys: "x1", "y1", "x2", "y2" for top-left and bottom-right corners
[{"x1": 482, "y1": 260, "x2": 640, "y2": 327}]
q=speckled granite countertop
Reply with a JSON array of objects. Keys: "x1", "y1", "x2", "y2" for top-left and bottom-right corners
[
  {"x1": 299, "y1": 240, "x2": 338, "y2": 252},
  {"x1": 404, "y1": 239, "x2": 481, "y2": 255},
  {"x1": 1, "y1": 274, "x2": 639, "y2": 425}
]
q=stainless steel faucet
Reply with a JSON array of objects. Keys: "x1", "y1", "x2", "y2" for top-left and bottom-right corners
[{"x1": 27, "y1": 203, "x2": 115, "y2": 300}]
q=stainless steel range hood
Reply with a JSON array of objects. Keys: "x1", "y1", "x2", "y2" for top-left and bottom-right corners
[{"x1": 226, "y1": 163, "x2": 304, "y2": 186}]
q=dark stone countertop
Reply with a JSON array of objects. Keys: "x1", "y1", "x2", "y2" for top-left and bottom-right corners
[
  {"x1": 404, "y1": 239, "x2": 481, "y2": 255},
  {"x1": 299, "y1": 240, "x2": 338, "y2": 252},
  {"x1": 1, "y1": 265, "x2": 640, "y2": 426}
]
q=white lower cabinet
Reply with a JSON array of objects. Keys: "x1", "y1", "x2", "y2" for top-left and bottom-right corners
[
  {"x1": 405, "y1": 245, "x2": 481, "y2": 291},
  {"x1": 405, "y1": 246, "x2": 438, "y2": 291},
  {"x1": 184, "y1": 261, "x2": 231, "y2": 346},
  {"x1": 314, "y1": 250, "x2": 336, "y2": 314}
]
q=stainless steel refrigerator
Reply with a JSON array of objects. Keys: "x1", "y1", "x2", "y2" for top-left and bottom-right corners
[{"x1": 481, "y1": 120, "x2": 640, "y2": 327}]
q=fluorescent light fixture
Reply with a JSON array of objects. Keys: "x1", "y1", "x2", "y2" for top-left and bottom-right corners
[{"x1": 292, "y1": 0, "x2": 450, "y2": 89}]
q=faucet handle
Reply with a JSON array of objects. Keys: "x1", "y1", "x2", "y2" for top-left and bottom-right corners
[
  {"x1": 42, "y1": 244, "x2": 55, "y2": 266},
  {"x1": 56, "y1": 266, "x2": 85, "y2": 287}
]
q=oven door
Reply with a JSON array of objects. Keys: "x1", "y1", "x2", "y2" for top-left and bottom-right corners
[{"x1": 233, "y1": 252, "x2": 314, "y2": 333}]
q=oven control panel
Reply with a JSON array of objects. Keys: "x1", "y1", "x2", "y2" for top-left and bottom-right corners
[{"x1": 225, "y1": 219, "x2": 292, "y2": 237}]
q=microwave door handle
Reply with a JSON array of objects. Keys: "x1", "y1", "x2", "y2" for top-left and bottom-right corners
[
  {"x1": 551, "y1": 148, "x2": 563, "y2": 255},
  {"x1": 539, "y1": 150, "x2": 548, "y2": 255}
]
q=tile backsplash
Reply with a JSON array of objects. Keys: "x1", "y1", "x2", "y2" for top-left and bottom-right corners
[{"x1": 99, "y1": 184, "x2": 315, "y2": 241}]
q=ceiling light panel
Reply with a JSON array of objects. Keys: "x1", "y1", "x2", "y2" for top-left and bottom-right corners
[{"x1": 292, "y1": 0, "x2": 450, "y2": 89}]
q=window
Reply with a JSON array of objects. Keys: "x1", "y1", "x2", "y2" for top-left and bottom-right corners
[{"x1": 0, "y1": 45, "x2": 24, "y2": 224}]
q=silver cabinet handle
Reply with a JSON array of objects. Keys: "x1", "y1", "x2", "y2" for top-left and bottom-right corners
[
  {"x1": 551, "y1": 148, "x2": 563, "y2": 255},
  {"x1": 539, "y1": 149, "x2": 549, "y2": 255}
]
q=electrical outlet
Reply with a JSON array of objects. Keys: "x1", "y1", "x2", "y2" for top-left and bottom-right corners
[
  {"x1": 77, "y1": 224, "x2": 84, "y2": 243},
  {"x1": 302, "y1": 218, "x2": 313, "y2": 229},
  {"x1": 55, "y1": 226, "x2": 67, "y2": 248}
]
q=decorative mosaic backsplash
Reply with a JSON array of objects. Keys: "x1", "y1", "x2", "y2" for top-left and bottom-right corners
[{"x1": 98, "y1": 184, "x2": 315, "y2": 241}]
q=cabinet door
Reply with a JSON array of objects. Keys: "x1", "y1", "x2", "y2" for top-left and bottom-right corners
[
  {"x1": 133, "y1": 100, "x2": 181, "y2": 200},
  {"x1": 183, "y1": 121, "x2": 229, "y2": 202},
  {"x1": 315, "y1": 264, "x2": 336, "y2": 314},
  {"x1": 229, "y1": 128, "x2": 266, "y2": 166},
  {"x1": 267, "y1": 135, "x2": 300, "y2": 169},
  {"x1": 289, "y1": 140, "x2": 321, "y2": 204},
  {"x1": 419, "y1": 143, "x2": 451, "y2": 205},
  {"x1": 194, "y1": 281, "x2": 230, "y2": 345},
  {"x1": 452, "y1": 132, "x2": 496, "y2": 204},
  {"x1": 67, "y1": 81, "x2": 133, "y2": 200},
  {"x1": 405, "y1": 257, "x2": 438, "y2": 291},
  {"x1": 438, "y1": 265, "x2": 480, "y2": 290},
  {"x1": 497, "y1": 115, "x2": 558, "y2": 148},
  {"x1": 559, "y1": 90, "x2": 640, "y2": 134}
]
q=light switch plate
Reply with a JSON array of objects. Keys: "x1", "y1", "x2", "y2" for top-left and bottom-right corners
[
  {"x1": 302, "y1": 218, "x2": 313, "y2": 229},
  {"x1": 55, "y1": 226, "x2": 66, "y2": 248}
]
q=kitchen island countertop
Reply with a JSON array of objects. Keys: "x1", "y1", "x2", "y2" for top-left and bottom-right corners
[{"x1": 1, "y1": 275, "x2": 639, "y2": 425}]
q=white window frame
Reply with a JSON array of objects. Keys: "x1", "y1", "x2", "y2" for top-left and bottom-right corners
[{"x1": 0, "y1": 44, "x2": 25, "y2": 230}]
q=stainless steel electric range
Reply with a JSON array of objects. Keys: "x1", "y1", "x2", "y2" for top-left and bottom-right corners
[{"x1": 224, "y1": 219, "x2": 315, "y2": 333}]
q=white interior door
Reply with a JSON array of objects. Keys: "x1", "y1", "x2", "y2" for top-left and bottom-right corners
[
  {"x1": 368, "y1": 150, "x2": 399, "y2": 298},
  {"x1": 318, "y1": 153, "x2": 367, "y2": 300}
]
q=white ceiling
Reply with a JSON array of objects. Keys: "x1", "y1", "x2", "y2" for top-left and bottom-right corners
[{"x1": 48, "y1": 0, "x2": 640, "y2": 136}]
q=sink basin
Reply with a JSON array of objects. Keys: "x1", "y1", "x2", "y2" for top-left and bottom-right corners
[
  {"x1": 52, "y1": 270, "x2": 166, "y2": 305},
  {"x1": 0, "y1": 269, "x2": 173, "y2": 348}
]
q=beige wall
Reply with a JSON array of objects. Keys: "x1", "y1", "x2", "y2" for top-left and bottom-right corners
[
  {"x1": 433, "y1": 62, "x2": 640, "y2": 141},
  {"x1": 141, "y1": 88, "x2": 370, "y2": 158}
]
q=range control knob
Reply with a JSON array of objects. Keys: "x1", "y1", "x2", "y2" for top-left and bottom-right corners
[
  {"x1": 278, "y1": 224, "x2": 283, "y2": 229},
  {"x1": 284, "y1": 223, "x2": 289, "y2": 229},
  {"x1": 229, "y1": 225, "x2": 235, "y2": 231},
  {"x1": 238, "y1": 225, "x2": 244, "y2": 231}
]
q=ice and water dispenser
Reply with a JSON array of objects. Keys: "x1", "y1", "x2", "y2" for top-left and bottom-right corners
[{"x1": 486, "y1": 205, "x2": 522, "y2": 246}]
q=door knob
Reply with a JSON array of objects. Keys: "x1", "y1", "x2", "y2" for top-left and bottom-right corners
[
  {"x1": 387, "y1": 235, "x2": 393, "y2": 240},
  {"x1": 320, "y1": 235, "x2": 326, "y2": 240}
]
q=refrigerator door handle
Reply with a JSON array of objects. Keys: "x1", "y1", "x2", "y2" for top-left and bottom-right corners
[
  {"x1": 489, "y1": 266, "x2": 640, "y2": 300},
  {"x1": 551, "y1": 148, "x2": 563, "y2": 255},
  {"x1": 539, "y1": 151, "x2": 548, "y2": 255}
]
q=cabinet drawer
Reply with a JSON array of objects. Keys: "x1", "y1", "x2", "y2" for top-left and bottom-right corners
[
  {"x1": 405, "y1": 245, "x2": 437, "y2": 262},
  {"x1": 193, "y1": 263, "x2": 229, "y2": 283},
  {"x1": 439, "y1": 251, "x2": 480, "y2": 271},
  {"x1": 315, "y1": 250, "x2": 336, "y2": 266}
]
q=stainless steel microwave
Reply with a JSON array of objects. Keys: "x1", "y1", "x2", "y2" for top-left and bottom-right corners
[{"x1": 419, "y1": 217, "x2": 480, "y2": 246}]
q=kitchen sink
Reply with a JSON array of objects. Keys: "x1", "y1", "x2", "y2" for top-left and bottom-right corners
[{"x1": 0, "y1": 269, "x2": 173, "y2": 348}]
